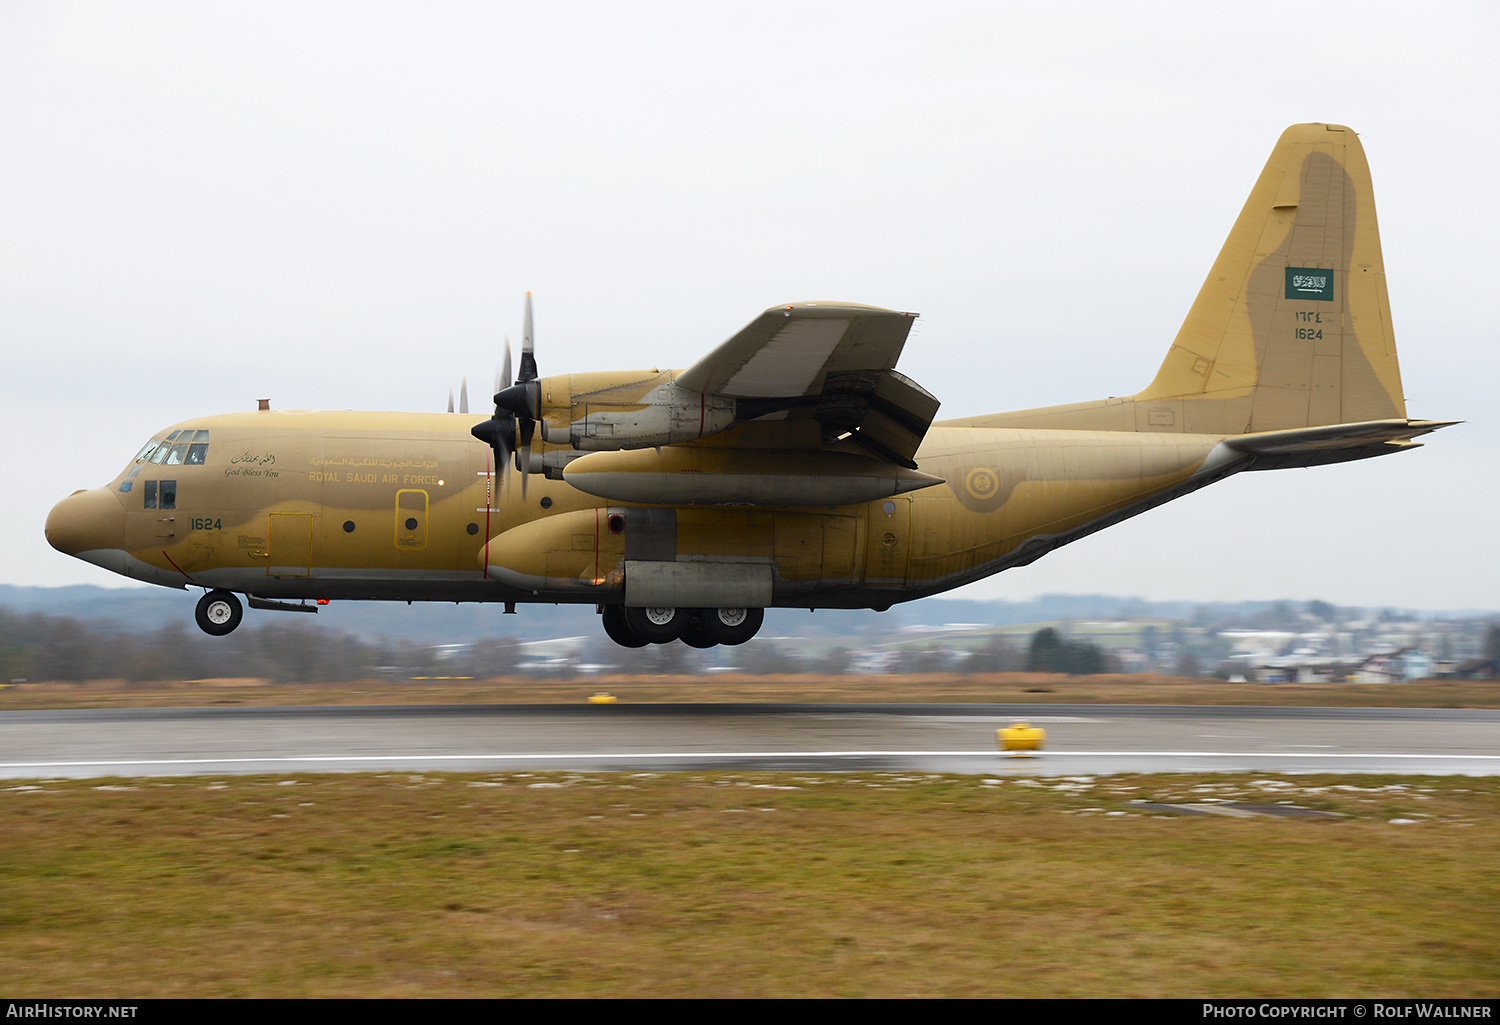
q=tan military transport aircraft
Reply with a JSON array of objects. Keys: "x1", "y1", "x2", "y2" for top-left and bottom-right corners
[{"x1": 46, "y1": 124, "x2": 1454, "y2": 648}]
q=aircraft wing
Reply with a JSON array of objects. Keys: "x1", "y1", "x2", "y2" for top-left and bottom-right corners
[
  {"x1": 678, "y1": 302, "x2": 917, "y2": 397},
  {"x1": 677, "y1": 302, "x2": 939, "y2": 467}
]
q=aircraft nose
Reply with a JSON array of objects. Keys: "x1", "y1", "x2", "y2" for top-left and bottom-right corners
[{"x1": 46, "y1": 487, "x2": 127, "y2": 557}]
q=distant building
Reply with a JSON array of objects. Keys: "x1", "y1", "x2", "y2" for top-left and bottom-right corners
[{"x1": 1355, "y1": 648, "x2": 1434, "y2": 683}]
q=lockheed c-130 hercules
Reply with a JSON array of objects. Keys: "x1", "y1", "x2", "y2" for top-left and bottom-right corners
[{"x1": 47, "y1": 124, "x2": 1454, "y2": 649}]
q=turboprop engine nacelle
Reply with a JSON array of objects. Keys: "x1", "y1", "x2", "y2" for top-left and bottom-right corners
[{"x1": 545, "y1": 380, "x2": 737, "y2": 451}]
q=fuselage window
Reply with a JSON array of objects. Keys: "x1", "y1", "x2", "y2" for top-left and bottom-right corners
[
  {"x1": 119, "y1": 466, "x2": 142, "y2": 493},
  {"x1": 144, "y1": 480, "x2": 158, "y2": 509},
  {"x1": 159, "y1": 480, "x2": 177, "y2": 509}
]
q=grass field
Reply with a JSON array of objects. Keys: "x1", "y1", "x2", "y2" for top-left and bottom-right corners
[
  {"x1": 3, "y1": 771, "x2": 1497, "y2": 997},
  {"x1": 4, "y1": 672, "x2": 1500, "y2": 710}
]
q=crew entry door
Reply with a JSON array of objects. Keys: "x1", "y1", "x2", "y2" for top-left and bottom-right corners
[
  {"x1": 395, "y1": 489, "x2": 429, "y2": 550},
  {"x1": 267, "y1": 513, "x2": 312, "y2": 577}
]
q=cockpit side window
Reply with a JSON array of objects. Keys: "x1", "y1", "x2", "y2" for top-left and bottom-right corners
[
  {"x1": 144, "y1": 480, "x2": 158, "y2": 509},
  {"x1": 158, "y1": 480, "x2": 177, "y2": 509}
]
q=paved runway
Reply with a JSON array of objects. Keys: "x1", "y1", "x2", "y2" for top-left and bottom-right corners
[{"x1": 3, "y1": 703, "x2": 1498, "y2": 778}]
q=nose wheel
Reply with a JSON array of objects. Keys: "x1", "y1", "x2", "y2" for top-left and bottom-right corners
[{"x1": 195, "y1": 590, "x2": 244, "y2": 636}]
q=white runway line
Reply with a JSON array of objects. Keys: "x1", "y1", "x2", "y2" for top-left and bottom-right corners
[{"x1": 4, "y1": 749, "x2": 1500, "y2": 772}]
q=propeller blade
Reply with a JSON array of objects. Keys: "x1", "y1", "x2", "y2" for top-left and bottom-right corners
[
  {"x1": 501, "y1": 336, "x2": 513, "y2": 391},
  {"x1": 447, "y1": 388, "x2": 455, "y2": 414},
  {"x1": 518, "y1": 292, "x2": 537, "y2": 383},
  {"x1": 495, "y1": 429, "x2": 511, "y2": 493},
  {"x1": 459, "y1": 377, "x2": 469, "y2": 415}
]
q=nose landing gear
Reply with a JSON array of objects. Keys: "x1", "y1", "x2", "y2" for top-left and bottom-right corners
[{"x1": 194, "y1": 589, "x2": 244, "y2": 636}]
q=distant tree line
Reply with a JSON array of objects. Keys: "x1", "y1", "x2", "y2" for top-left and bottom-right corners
[
  {"x1": 0, "y1": 608, "x2": 1151, "y2": 684},
  {"x1": 0, "y1": 607, "x2": 527, "y2": 685}
]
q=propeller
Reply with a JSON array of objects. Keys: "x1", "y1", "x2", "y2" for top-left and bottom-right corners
[
  {"x1": 472, "y1": 295, "x2": 541, "y2": 497},
  {"x1": 491, "y1": 293, "x2": 542, "y2": 498},
  {"x1": 446, "y1": 379, "x2": 470, "y2": 414}
]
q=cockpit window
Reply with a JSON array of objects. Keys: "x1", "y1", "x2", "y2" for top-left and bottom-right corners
[
  {"x1": 136, "y1": 429, "x2": 212, "y2": 469},
  {"x1": 141, "y1": 429, "x2": 209, "y2": 466}
]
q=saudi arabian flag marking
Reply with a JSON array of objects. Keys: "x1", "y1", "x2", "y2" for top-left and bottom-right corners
[{"x1": 1285, "y1": 267, "x2": 1334, "y2": 302}]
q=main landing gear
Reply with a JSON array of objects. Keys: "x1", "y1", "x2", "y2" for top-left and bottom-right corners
[
  {"x1": 600, "y1": 605, "x2": 763, "y2": 648},
  {"x1": 194, "y1": 589, "x2": 244, "y2": 636}
]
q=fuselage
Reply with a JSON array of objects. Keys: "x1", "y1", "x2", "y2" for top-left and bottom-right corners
[{"x1": 46, "y1": 406, "x2": 1235, "y2": 610}]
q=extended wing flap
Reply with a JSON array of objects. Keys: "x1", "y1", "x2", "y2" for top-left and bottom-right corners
[
  {"x1": 677, "y1": 302, "x2": 917, "y2": 399},
  {"x1": 843, "y1": 370, "x2": 942, "y2": 467}
]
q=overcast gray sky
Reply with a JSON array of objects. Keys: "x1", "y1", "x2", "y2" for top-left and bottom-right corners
[{"x1": 3, "y1": 1, "x2": 1495, "y2": 609}]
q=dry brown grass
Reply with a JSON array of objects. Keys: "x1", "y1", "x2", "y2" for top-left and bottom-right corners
[
  {"x1": 2, "y1": 771, "x2": 1496, "y2": 997},
  {"x1": 3, "y1": 672, "x2": 1499, "y2": 710}
]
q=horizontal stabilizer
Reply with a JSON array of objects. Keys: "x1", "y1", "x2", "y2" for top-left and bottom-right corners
[{"x1": 1225, "y1": 419, "x2": 1460, "y2": 470}]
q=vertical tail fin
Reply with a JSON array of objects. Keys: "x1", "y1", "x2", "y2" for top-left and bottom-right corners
[{"x1": 1137, "y1": 123, "x2": 1406, "y2": 433}]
